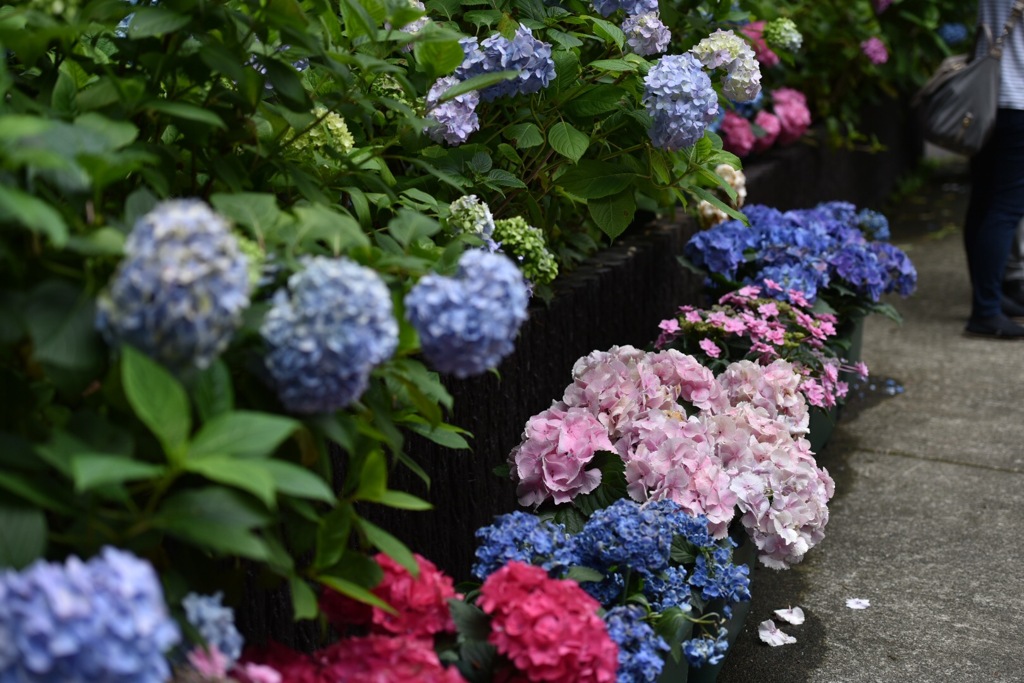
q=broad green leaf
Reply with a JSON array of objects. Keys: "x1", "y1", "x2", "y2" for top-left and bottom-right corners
[
  {"x1": 0, "y1": 501, "x2": 46, "y2": 569},
  {"x1": 548, "y1": 122, "x2": 589, "y2": 163},
  {"x1": 184, "y1": 457, "x2": 278, "y2": 508},
  {"x1": 484, "y1": 169, "x2": 527, "y2": 189},
  {"x1": 557, "y1": 162, "x2": 636, "y2": 199},
  {"x1": 0, "y1": 471, "x2": 75, "y2": 515},
  {"x1": 189, "y1": 411, "x2": 298, "y2": 460},
  {"x1": 262, "y1": 59, "x2": 312, "y2": 111},
  {"x1": 64, "y1": 227, "x2": 125, "y2": 256},
  {"x1": 587, "y1": 59, "x2": 636, "y2": 73},
  {"x1": 192, "y1": 360, "x2": 234, "y2": 422},
  {"x1": 318, "y1": 574, "x2": 395, "y2": 613},
  {"x1": 156, "y1": 486, "x2": 272, "y2": 530},
  {"x1": 70, "y1": 453, "x2": 165, "y2": 492},
  {"x1": 161, "y1": 521, "x2": 271, "y2": 560},
  {"x1": 0, "y1": 186, "x2": 69, "y2": 246},
  {"x1": 565, "y1": 85, "x2": 626, "y2": 118},
  {"x1": 565, "y1": 566, "x2": 606, "y2": 584},
  {"x1": 387, "y1": 209, "x2": 440, "y2": 248},
  {"x1": 413, "y1": 39, "x2": 464, "y2": 79},
  {"x1": 210, "y1": 192, "x2": 282, "y2": 240},
  {"x1": 75, "y1": 113, "x2": 138, "y2": 149},
  {"x1": 314, "y1": 504, "x2": 354, "y2": 570},
  {"x1": 590, "y1": 17, "x2": 625, "y2": 49},
  {"x1": 439, "y1": 71, "x2": 519, "y2": 102},
  {"x1": 357, "y1": 517, "x2": 417, "y2": 575},
  {"x1": 448, "y1": 599, "x2": 491, "y2": 642},
  {"x1": 121, "y1": 347, "x2": 191, "y2": 462},
  {"x1": 588, "y1": 189, "x2": 636, "y2": 240},
  {"x1": 503, "y1": 122, "x2": 544, "y2": 149},
  {"x1": 552, "y1": 50, "x2": 580, "y2": 92},
  {"x1": 356, "y1": 450, "x2": 388, "y2": 501},
  {"x1": 403, "y1": 418, "x2": 471, "y2": 449},
  {"x1": 291, "y1": 204, "x2": 370, "y2": 253},
  {"x1": 146, "y1": 100, "x2": 227, "y2": 130},
  {"x1": 290, "y1": 575, "x2": 319, "y2": 620},
  {"x1": 0, "y1": 115, "x2": 52, "y2": 141},
  {"x1": 25, "y1": 281, "x2": 103, "y2": 387},
  {"x1": 687, "y1": 186, "x2": 745, "y2": 223},
  {"x1": 547, "y1": 28, "x2": 583, "y2": 48},
  {"x1": 571, "y1": 451, "x2": 628, "y2": 517},
  {"x1": 261, "y1": 460, "x2": 335, "y2": 503},
  {"x1": 375, "y1": 490, "x2": 433, "y2": 511},
  {"x1": 462, "y1": 9, "x2": 504, "y2": 27},
  {"x1": 126, "y1": 7, "x2": 191, "y2": 38}
]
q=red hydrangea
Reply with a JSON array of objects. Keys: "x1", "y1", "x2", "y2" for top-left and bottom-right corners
[
  {"x1": 319, "y1": 552, "x2": 459, "y2": 639},
  {"x1": 321, "y1": 634, "x2": 464, "y2": 682},
  {"x1": 478, "y1": 562, "x2": 618, "y2": 683}
]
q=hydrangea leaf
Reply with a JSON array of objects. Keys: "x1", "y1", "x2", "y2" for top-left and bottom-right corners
[
  {"x1": 373, "y1": 490, "x2": 433, "y2": 511},
  {"x1": 192, "y1": 360, "x2": 235, "y2": 422},
  {"x1": 125, "y1": 7, "x2": 191, "y2": 38},
  {"x1": 317, "y1": 574, "x2": 395, "y2": 613},
  {"x1": 448, "y1": 599, "x2": 492, "y2": 642},
  {"x1": 0, "y1": 185, "x2": 68, "y2": 246},
  {"x1": 565, "y1": 85, "x2": 626, "y2": 118},
  {"x1": 503, "y1": 122, "x2": 545, "y2": 149},
  {"x1": 590, "y1": 17, "x2": 625, "y2": 49},
  {"x1": 70, "y1": 453, "x2": 166, "y2": 492},
  {"x1": 548, "y1": 122, "x2": 590, "y2": 163},
  {"x1": 260, "y1": 460, "x2": 335, "y2": 503},
  {"x1": 588, "y1": 189, "x2": 636, "y2": 240},
  {"x1": 121, "y1": 346, "x2": 192, "y2": 463},
  {"x1": 413, "y1": 39, "x2": 465, "y2": 80},
  {"x1": 356, "y1": 517, "x2": 418, "y2": 576},
  {"x1": 0, "y1": 501, "x2": 46, "y2": 569},
  {"x1": 184, "y1": 457, "x2": 278, "y2": 509},
  {"x1": 189, "y1": 411, "x2": 299, "y2": 460},
  {"x1": 289, "y1": 575, "x2": 319, "y2": 621}
]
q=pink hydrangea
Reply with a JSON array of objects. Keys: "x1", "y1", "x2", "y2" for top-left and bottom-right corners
[
  {"x1": 319, "y1": 552, "x2": 459, "y2": 639},
  {"x1": 771, "y1": 88, "x2": 811, "y2": 145},
  {"x1": 699, "y1": 338, "x2": 721, "y2": 358},
  {"x1": 872, "y1": 0, "x2": 892, "y2": 13},
  {"x1": 752, "y1": 110, "x2": 780, "y2": 153},
  {"x1": 720, "y1": 110, "x2": 756, "y2": 157},
  {"x1": 564, "y1": 346, "x2": 651, "y2": 435},
  {"x1": 478, "y1": 562, "x2": 619, "y2": 683},
  {"x1": 860, "y1": 37, "x2": 889, "y2": 65},
  {"x1": 510, "y1": 403, "x2": 613, "y2": 506},
  {"x1": 718, "y1": 359, "x2": 810, "y2": 436},
  {"x1": 644, "y1": 349, "x2": 728, "y2": 413},
  {"x1": 740, "y1": 21, "x2": 780, "y2": 67},
  {"x1": 321, "y1": 634, "x2": 464, "y2": 683}
]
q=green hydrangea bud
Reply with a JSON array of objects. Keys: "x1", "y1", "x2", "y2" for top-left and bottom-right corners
[
  {"x1": 448, "y1": 195, "x2": 495, "y2": 239},
  {"x1": 291, "y1": 106, "x2": 355, "y2": 164},
  {"x1": 493, "y1": 216, "x2": 559, "y2": 285},
  {"x1": 370, "y1": 75, "x2": 415, "y2": 108},
  {"x1": 763, "y1": 18, "x2": 803, "y2": 52},
  {"x1": 234, "y1": 234, "x2": 265, "y2": 288}
]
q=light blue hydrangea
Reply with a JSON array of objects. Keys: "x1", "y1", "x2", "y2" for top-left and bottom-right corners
[
  {"x1": 404, "y1": 250, "x2": 529, "y2": 378},
  {"x1": 622, "y1": 12, "x2": 671, "y2": 57},
  {"x1": 454, "y1": 26, "x2": 555, "y2": 101},
  {"x1": 0, "y1": 547, "x2": 180, "y2": 683},
  {"x1": 937, "y1": 22, "x2": 969, "y2": 46},
  {"x1": 261, "y1": 257, "x2": 398, "y2": 414},
  {"x1": 856, "y1": 208, "x2": 890, "y2": 241},
  {"x1": 763, "y1": 17, "x2": 803, "y2": 52},
  {"x1": 591, "y1": 0, "x2": 658, "y2": 17},
  {"x1": 604, "y1": 605, "x2": 670, "y2": 683},
  {"x1": 96, "y1": 199, "x2": 250, "y2": 370},
  {"x1": 690, "y1": 29, "x2": 762, "y2": 102},
  {"x1": 425, "y1": 75, "x2": 480, "y2": 145},
  {"x1": 643, "y1": 53, "x2": 719, "y2": 150},
  {"x1": 181, "y1": 592, "x2": 243, "y2": 665}
]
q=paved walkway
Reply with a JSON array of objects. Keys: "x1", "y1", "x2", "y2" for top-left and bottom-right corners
[{"x1": 718, "y1": 160, "x2": 1024, "y2": 682}]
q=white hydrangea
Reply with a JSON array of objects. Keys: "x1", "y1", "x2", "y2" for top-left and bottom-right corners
[{"x1": 690, "y1": 29, "x2": 762, "y2": 102}]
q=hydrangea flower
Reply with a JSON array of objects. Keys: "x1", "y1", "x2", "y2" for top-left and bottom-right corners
[
  {"x1": 96, "y1": 199, "x2": 250, "y2": 370},
  {"x1": 405, "y1": 249, "x2": 529, "y2": 378},
  {"x1": 291, "y1": 105, "x2": 355, "y2": 162},
  {"x1": 752, "y1": 109, "x2": 781, "y2": 153},
  {"x1": 447, "y1": 195, "x2": 496, "y2": 243},
  {"x1": 643, "y1": 53, "x2": 719, "y2": 150},
  {"x1": 573, "y1": 498, "x2": 675, "y2": 579},
  {"x1": 720, "y1": 110, "x2": 755, "y2": 157},
  {"x1": 181, "y1": 592, "x2": 244, "y2": 665},
  {"x1": 604, "y1": 605, "x2": 670, "y2": 683},
  {"x1": 473, "y1": 511, "x2": 576, "y2": 580},
  {"x1": 319, "y1": 553, "x2": 458, "y2": 640},
  {"x1": 763, "y1": 18, "x2": 803, "y2": 52},
  {"x1": 770, "y1": 87, "x2": 811, "y2": 145},
  {"x1": 425, "y1": 75, "x2": 480, "y2": 145},
  {"x1": 492, "y1": 216, "x2": 559, "y2": 285},
  {"x1": 454, "y1": 26, "x2": 555, "y2": 101},
  {"x1": 690, "y1": 29, "x2": 762, "y2": 102},
  {"x1": 261, "y1": 257, "x2": 398, "y2": 414},
  {"x1": 937, "y1": 22, "x2": 969, "y2": 46},
  {"x1": 860, "y1": 37, "x2": 889, "y2": 65},
  {"x1": 689, "y1": 545, "x2": 751, "y2": 605},
  {"x1": 739, "y1": 21, "x2": 779, "y2": 68},
  {"x1": 477, "y1": 562, "x2": 618, "y2": 683},
  {"x1": 857, "y1": 208, "x2": 891, "y2": 241},
  {"x1": 591, "y1": 0, "x2": 658, "y2": 17},
  {"x1": 622, "y1": 12, "x2": 671, "y2": 57},
  {"x1": 319, "y1": 635, "x2": 463, "y2": 682},
  {"x1": 0, "y1": 547, "x2": 180, "y2": 683},
  {"x1": 683, "y1": 630, "x2": 730, "y2": 668}
]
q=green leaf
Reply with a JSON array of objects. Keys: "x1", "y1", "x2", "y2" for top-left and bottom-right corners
[
  {"x1": 70, "y1": 453, "x2": 165, "y2": 492},
  {"x1": 0, "y1": 185, "x2": 69, "y2": 246},
  {"x1": 588, "y1": 189, "x2": 636, "y2": 240},
  {"x1": 314, "y1": 504, "x2": 355, "y2": 570},
  {"x1": 261, "y1": 460, "x2": 335, "y2": 503},
  {"x1": 374, "y1": 490, "x2": 432, "y2": 510},
  {"x1": 484, "y1": 169, "x2": 527, "y2": 189},
  {"x1": 155, "y1": 487, "x2": 272, "y2": 559},
  {"x1": 449, "y1": 599, "x2": 491, "y2": 642},
  {"x1": 189, "y1": 411, "x2": 299, "y2": 460},
  {"x1": 571, "y1": 451, "x2": 628, "y2": 517},
  {"x1": 565, "y1": 565, "x2": 606, "y2": 584},
  {"x1": 653, "y1": 606, "x2": 695, "y2": 663},
  {"x1": 549, "y1": 505, "x2": 587, "y2": 534},
  {"x1": 565, "y1": 85, "x2": 626, "y2": 118},
  {"x1": 357, "y1": 517, "x2": 417, "y2": 575},
  {"x1": 318, "y1": 574, "x2": 395, "y2": 613},
  {"x1": 146, "y1": 100, "x2": 227, "y2": 130},
  {"x1": 210, "y1": 192, "x2": 282, "y2": 240},
  {"x1": 126, "y1": 7, "x2": 191, "y2": 38},
  {"x1": 590, "y1": 17, "x2": 625, "y2": 49},
  {"x1": 413, "y1": 39, "x2": 465, "y2": 80},
  {"x1": 290, "y1": 575, "x2": 319, "y2": 620},
  {"x1": 587, "y1": 58, "x2": 636, "y2": 73},
  {"x1": 25, "y1": 281, "x2": 103, "y2": 390},
  {"x1": 291, "y1": 204, "x2": 370, "y2": 253},
  {"x1": 548, "y1": 122, "x2": 589, "y2": 163},
  {"x1": 356, "y1": 450, "x2": 388, "y2": 501},
  {"x1": 503, "y1": 122, "x2": 545, "y2": 149},
  {"x1": 121, "y1": 347, "x2": 191, "y2": 462},
  {"x1": 557, "y1": 161, "x2": 636, "y2": 199},
  {"x1": 687, "y1": 185, "x2": 745, "y2": 223},
  {"x1": 192, "y1": 360, "x2": 234, "y2": 422},
  {"x1": 404, "y1": 419, "x2": 471, "y2": 450},
  {"x1": 0, "y1": 500, "x2": 46, "y2": 569},
  {"x1": 262, "y1": 58, "x2": 312, "y2": 111},
  {"x1": 184, "y1": 457, "x2": 278, "y2": 508},
  {"x1": 0, "y1": 470, "x2": 75, "y2": 515},
  {"x1": 64, "y1": 227, "x2": 125, "y2": 256},
  {"x1": 387, "y1": 209, "x2": 440, "y2": 248}
]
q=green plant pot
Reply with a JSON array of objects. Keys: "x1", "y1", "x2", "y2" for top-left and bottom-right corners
[{"x1": 807, "y1": 405, "x2": 838, "y2": 454}]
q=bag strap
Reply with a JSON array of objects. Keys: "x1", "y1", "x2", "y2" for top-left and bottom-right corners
[{"x1": 992, "y1": 0, "x2": 1024, "y2": 57}]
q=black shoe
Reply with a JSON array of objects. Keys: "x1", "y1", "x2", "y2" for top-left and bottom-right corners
[
  {"x1": 1001, "y1": 294, "x2": 1024, "y2": 318},
  {"x1": 965, "y1": 315, "x2": 1024, "y2": 339}
]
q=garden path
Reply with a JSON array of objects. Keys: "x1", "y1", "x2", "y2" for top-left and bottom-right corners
[{"x1": 718, "y1": 159, "x2": 1024, "y2": 682}]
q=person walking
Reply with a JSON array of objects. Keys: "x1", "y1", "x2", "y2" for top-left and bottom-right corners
[{"x1": 963, "y1": 0, "x2": 1024, "y2": 338}]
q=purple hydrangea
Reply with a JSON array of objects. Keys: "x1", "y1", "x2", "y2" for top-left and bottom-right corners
[
  {"x1": 425, "y1": 75, "x2": 480, "y2": 145},
  {"x1": 181, "y1": 592, "x2": 243, "y2": 665},
  {"x1": 404, "y1": 250, "x2": 529, "y2": 378},
  {"x1": 872, "y1": 242, "x2": 918, "y2": 297},
  {"x1": 0, "y1": 547, "x2": 180, "y2": 683},
  {"x1": 592, "y1": 0, "x2": 658, "y2": 17},
  {"x1": 96, "y1": 199, "x2": 250, "y2": 370},
  {"x1": 622, "y1": 12, "x2": 671, "y2": 56},
  {"x1": 454, "y1": 26, "x2": 555, "y2": 102},
  {"x1": 261, "y1": 257, "x2": 398, "y2": 414},
  {"x1": 643, "y1": 54, "x2": 719, "y2": 150},
  {"x1": 472, "y1": 512, "x2": 576, "y2": 581},
  {"x1": 604, "y1": 605, "x2": 670, "y2": 683}
]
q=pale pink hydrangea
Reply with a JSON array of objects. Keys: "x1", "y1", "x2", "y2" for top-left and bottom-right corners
[
  {"x1": 510, "y1": 403, "x2": 614, "y2": 506},
  {"x1": 564, "y1": 345, "x2": 653, "y2": 435},
  {"x1": 721, "y1": 110, "x2": 756, "y2": 157},
  {"x1": 860, "y1": 37, "x2": 889, "y2": 65},
  {"x1": 644, "y1": 348, "x2": 728, "y2": 413},
  {"x1": 752, "y1": 110, "x2": 781, "y2": 153},
  {"x1": 719, "y1": 359, "x2": 810, "y2": 436},
  {"x1": 771, "y1": 88, "x2": 811, "y2": 145}
]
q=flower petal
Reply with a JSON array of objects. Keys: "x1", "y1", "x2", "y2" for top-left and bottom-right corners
[
  {"x1": 845, "y1": 598, "x2": 870, "y2": 610},
  {"x1": 773, "y1": 606, "x2": 805, "y2": 625},
  {"x1": 758, "y1": 619, "x2": 797, "y2": 646}
]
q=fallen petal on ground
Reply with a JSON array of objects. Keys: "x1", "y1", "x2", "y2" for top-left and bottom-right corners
[
  {"x1": 758, "y1": 619, "x2": 797, "y2": 646},
  {"x1": 846, "y1": 598, "x2": 870, "y2": 610},
  {"x1": 773, "y1": 606, "x2": 805, "y2": 624}
]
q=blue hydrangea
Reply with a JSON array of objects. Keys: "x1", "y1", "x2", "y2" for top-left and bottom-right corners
[
  {"x1": 472, "y1": 512, "x2": 576, "y2": 580},
  {"x1": 829, "y1": 245, "x2": 887, "y2": 302},
  {"x1": 682, "y1": 629, "x2": 729, "y2": 668},
  {"x1": 689, "y1": 547, "x2": 750, "y2": 606},
  {"x1": 181, "y1": 592, "x2": 243, "y2": 665},
  {"x1": 643, "y1": 565, "x2": 692, "y2": 612},
  {"x1": 814, "y1": 200, "x2": 858, "y2": 226},
  {"x1": 643, "y1": 54, "x2": 719, "y2": 151},
  {"x1": 937, "y1": 22, "x2": 969, "y2": 46},
  {"x1": 604, "y1": 605, "x2": 670, "y2": 683},
  {"x1": 261, "y1": 257, "x2": 398, "y2": 414},
  {"x1": 0, "y1": 547, "x2": 180, "y2": 683},
  {"x1": 856, "y1": 208, "x2": 891, "y2": 241},
  {"x1": 404, "y1": 249, "x2": 529, "y2": 378},
  {"x1": 454, "y1": 26, "x2": 555, "y2": 102},
  {"x1": 96, "y1": 199, "x2": 250, "y2": 370},
  {"x1": 573, "y1": 499, "x2": 674, "y2": 579},
  {"x1": 425, "y1": 75, "x2": 480, "y2": 145},
  {"x1": 752, "y1": 263, "x2": 827, "y2": 303},
  {"x1": 683, "y1": 220, "x2": 759, "y2": 279},
  {"x1": 872, "y1": 242, "x2": 918, "y2": 297},
  {"x1": 591, "y1": 0, "x2": 658, "y2": 17},
  {"x1": 579, "y1": 573, "x2": 626, "y2": 605},
  {"x1": 622, "y1": 12, "x2": 671, "y2": 57}
]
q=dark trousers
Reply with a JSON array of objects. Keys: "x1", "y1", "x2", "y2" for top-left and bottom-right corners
[{"x1": 964, "y1": 108, "x2": 1024, "y2": 319}]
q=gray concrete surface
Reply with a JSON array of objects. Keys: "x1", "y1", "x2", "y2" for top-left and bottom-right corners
[{"x1": 717, "y1": 163, "x2": 1024, "y2": 682}]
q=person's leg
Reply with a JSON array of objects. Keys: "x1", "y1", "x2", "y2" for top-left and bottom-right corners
[
  {"x1": 1002, "y1": 217, "x2": 1024, "y2": 305},
  {"x1": 963, "y1": 109, "x2": 1024, "y2": 324}
]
